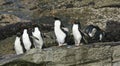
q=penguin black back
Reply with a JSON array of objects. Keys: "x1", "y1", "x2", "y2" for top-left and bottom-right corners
[
  {"x1": 76, "y1": 21, "x2": 88, "y2": 44},
  {"x1": 79, "y1": 29, "x2": 88, "y2": 44},
  {"x1": 85, "y1": 25, "x2": 100, "y2": 34},
  {"x1": 27, "y1": 28, "x2": 35, "y2": 49},
  {"x1": 59, "y1": 19, "x2": 70, "y2": 45},
  {"x1": 16, "y1": 32, "x2": 26, "y2": 53},
  {"x1": 61, "y1": 27, "x2": 69, "y2": 44}
]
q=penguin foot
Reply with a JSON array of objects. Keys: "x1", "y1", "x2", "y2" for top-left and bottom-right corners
[
  {"x1": 58, "y1": 44, "x2": 63, "y2": 47},
  {"x1": 63, "y1": 43, "x2": 67, "y2": 46},
  {"x1": 75, "y1": 44, "x2": 80, "y2": 47},
  {"x1": 80, "y1": 43, "x2": 83, "y2": 45}
]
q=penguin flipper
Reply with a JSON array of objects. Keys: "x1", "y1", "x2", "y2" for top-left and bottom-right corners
[
  {"x1": 79, "y1": 29, "x2": 88, "y2": 44},
  {"x1": 82, "y1": 35, "x2": 88, "y2": 44},
  {"x1": 62, "y1": 27, "x2": 69, "y2": 32},
  {"x1": 20, "y1": 36, "x2": 26, "y2": 53},
  {"x1": 30, "y1": 36, "x2": 39, "y2": 40}
]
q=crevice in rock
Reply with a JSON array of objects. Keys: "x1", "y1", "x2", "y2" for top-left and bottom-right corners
[
  {"x1": 110, "y1": 47, "x2": 114, "y2": 66},
  {"x1": 87, "y1": 42, "x2": 120, "y2": 48},
  {"x1": 2, "y1": 1, "x2": 13, "y2": 5},
  {"x1": 96, "y1": 4, "x2": 120, "y2": 9}
]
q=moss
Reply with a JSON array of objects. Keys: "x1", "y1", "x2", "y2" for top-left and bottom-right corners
[
  {"x1": 0, "y1": 36, "x2": 15, "y2": 55},
  {"x1": 0, "y1": 7, "x2": 4, "y2": 10},
  {"x1": 2, "y1": 60, "x2": 44, "y2": 66}
]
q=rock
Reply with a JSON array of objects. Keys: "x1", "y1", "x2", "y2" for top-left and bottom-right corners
[
  {"x1": 1, "y1": 0, "x2": 120, "y2": 11},
  {"x1": 113, "y1": 45, "x2": 120, "y2": 62},
  {"x1": 38, "y1": 7, "x2": 120, "y2": 30},
  {"x1": 0, "y1": 0, "x2": 5, "y2": 6},
  {"x1": 0, "y1": 21, "x2": 54, "y2": 55},
  {"x1": 0, "y1": 0, "x2": 120, "y2": 66},
  {"x1": 20, "y1": 0, "x2": 39, "y2": 10},
  {"x1": 0, "y1": 14, "x2": 30, "y2": 26},
  {"x1": 0, "y1": 14, "x2": 21, "y2": 23},
  {"x1": 0, "y1": 0, "x2": 119, "y2": 21},
  {"x1": 0, "y1": 36, "x2": 15, "y2": 56},
  {"x1": 0, "y1": 44, "x2": 120, "y2": 66}
]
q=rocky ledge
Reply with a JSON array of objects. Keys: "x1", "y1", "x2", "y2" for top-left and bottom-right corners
[
  {"x1": 0, "y1": 0, "x2": 120, "y2": 66},
  {"x1": 0, "y1": 42, "x2": 120, "y2": 66}
]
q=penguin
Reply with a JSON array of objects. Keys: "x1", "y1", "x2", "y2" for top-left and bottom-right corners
[
  {"x1": 84, "y1": 25, "x2": 105, "y2": 42},
  {"x1": 31, "y1": 26, "x2": 43, "y2": 49},
  {"x1": 54, "y1": 17, "x2": 68, "y2": 46},
  {"x1": 14, "y1": 32, "x2": 26, "y2": 55},
  {"x1": 84, "y1": 25, "x2": 97, "y2": 38},
  {"x1": 72, "y1": 20, "x2": 87, "y2": 46},
  {"x1": 22, "y1": 29, "x2": 33, "y2": 51}
]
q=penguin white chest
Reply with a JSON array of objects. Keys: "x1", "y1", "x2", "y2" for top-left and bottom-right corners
[
  {"x1": 22, "y1": 31, "x2": 32, "y2": 51},
  {"x1": 54, "y1": 27, "x2": 66, "y2": 43},
  {"x1": 14, "y1": 37, "x2": 23, "y2": 55},
  {"x1": 72, "y1": 25, "x2": 82, "y2": 42},
  {"x1": 32, "y1": 28, "x2": 43, "y2": 49}
]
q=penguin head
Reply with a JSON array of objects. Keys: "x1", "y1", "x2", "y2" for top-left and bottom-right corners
[
  {"x1": 23, "y1": 29, "x2": 28, "y2": 33},
  {"x1": 31, "y1": 23, "x2": 39, "y2": 31},
  {"x1": 34, "y1": 24, "x2": 39, "y2": 29},
  {"x1": 71, "y1": 20, "x2": 81, "y2": 29},
  {"x1": 16, "y1": 32, "x2": 21, "y2": 37},
  {"x1": 74, "y1": 20, "x2": 80, "y2": 24},
  {"x1": 54, "y1": 17, "x2": 61, "y2": 27},
  {"x1": 54, "y1": 17, "x2": 60, "y2": 20},
  {"x1": 32, "y1": 22, "x2": 38, "y2": 27},
  {"x1": 34, "y1": 27, "x2": 40, "y2": 32}
]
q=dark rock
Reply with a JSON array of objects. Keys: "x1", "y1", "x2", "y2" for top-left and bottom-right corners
[
  {"x1": 29, "y1": 6, "x2": 37, "y2": 10},
  {"x1": 88, "y1": 1, "x2": 95, "y2": 6},
  {"x1": 0, "y1": 14, "x2": 30, "y2": 26},
  {"x1": 0, "y1": 20, "x2": 53, "y2": 41},
  {"x1": 65, "y1": 4, "x2": 74, "y2": 8},
  {"x1": 0, "y1": 0, "x2": 120, "y2": 66},
  {"x1": 105, "y1": 20, "x2": 120, "y2": 42},
  {"x1": 0, "y1": 44, "x2": 117, "y2": 66},
  {"x1": 2, "y1": 1, "x2": 13, "y2": 5}
]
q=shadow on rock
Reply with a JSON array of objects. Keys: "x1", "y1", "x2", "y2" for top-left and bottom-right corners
[{"x1": 105, "y1": 20, "x2": 120, "y2": 42}]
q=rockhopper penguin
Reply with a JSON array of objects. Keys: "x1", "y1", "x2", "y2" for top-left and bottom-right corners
[
  {"x1": 84, "y1": 25, "x2": 105, "y2": 42},
  {"x1": 31, "y1": 26, "x2": 43, "y2": 49},
  {"x1": 22, "y1": 29, "x2": 33, "y2": 51},
  {"x1": 72, "y1": 20, "x2": 87, "y2": 46},
  {"x1": 54, "y1": 17, "x2": 68, "y2": 46}
]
